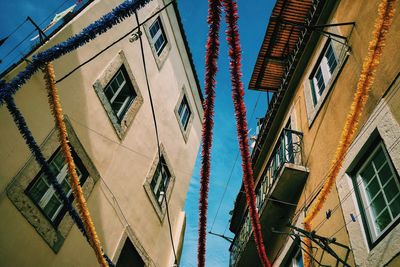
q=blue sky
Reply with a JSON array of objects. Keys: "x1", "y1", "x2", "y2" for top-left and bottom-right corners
[
  {"x1": 177, "y1": 1, "x2": 273, "y2": 266},
  {"x1": 0, "y1": 0, "x2": 273, "y2": 266}
]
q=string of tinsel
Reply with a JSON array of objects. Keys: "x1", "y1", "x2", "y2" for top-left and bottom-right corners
[
  {"x1": 43, "y1": 62, "x2": 110, "y2": 267},
  {"x1": 0, "y1": 0, "x2": 151, "y2": 106},
  {"x1": 303, "y1": 0, "x2": 396, "y2": 266},
  {"x1": 222, "y1": 0, "x2": 271, "y2": 266},
  {"x1": 197, "y1": 0, "x2": 222, "y2": 266},
  {"x1": 4, "y1": 94, "x2": 113, "y2": 266}
]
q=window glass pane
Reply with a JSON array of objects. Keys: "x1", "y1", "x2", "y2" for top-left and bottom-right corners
[
  {"x1": 116, "y1": 71, "x2": 124, "y2": 86},
  {"x1": 149, "y1": 20, "x2": 160, "y2": 38},
  {"x1": 29, "y1": 177, "x2": 49, "y2": 203},
  {"x1": 389, "y1": 197, "x2": 400, "y2": 218},
  {"x1": 52, "y1": 152, "x2": 65, "y2": 171},
  {"x1": 325, "y1": 44, "x2": 337, "y2": 73},
  {"x1": 377, "y1": 163, "x2": 393, "y2": 186},
  {"x1": 365, "y1": 177, "x2": 380, "y2": 199},
  {"x1": 315, "y1": 68, "x2": 325, "y2": 95},
  {"x1": 360, "y1": 163, "x2": 375, "y2": 183},
  {"x1": 61, "y1": 178, "x2": 71, "y2": 196},
  {"x1": 370, "y1": 192, "x2": 386, "y2": 218},
  {"x1": 43, "y1": 195, "x2": 62, "y2": 219},
  {"x1": 383, "y1": 178, "x2": 399, "y2": 201},
  {"x1": 375, "y1": 208, "x2": 391, "y2": 232},
  {"x1": 373, "y1": 147, "x2": 386, "y2": 169}
]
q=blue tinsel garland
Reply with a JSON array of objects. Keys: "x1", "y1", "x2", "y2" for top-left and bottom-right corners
[
  {"x1": 0, "y1": 0, "x2": 151, "y2": 106},
  {"x1": 5, "y1": 95, "x2": 114, "y2": 266}
]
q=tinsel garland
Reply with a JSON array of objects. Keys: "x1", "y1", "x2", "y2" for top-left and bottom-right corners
[
  {"x1": 0, "y1": 0, "x2": 151, "y2": 106},
  {"x1": 197, "y1": 0, "x2": 222, "y2": 266},
  {"x1": 222, "y1": 0, "x2": 271, "y2": 266},
  {"x1": 43, "y1": 62, "x2": 110, "y2": 267},
  {"x1": 303, "y1": 0, "x2": 396, "y2": 266},
  {"x1": 4, "y1": 94, "x2": 113, "y2": 266}
]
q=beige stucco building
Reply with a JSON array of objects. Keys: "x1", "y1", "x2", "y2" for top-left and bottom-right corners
[
  {"x1": 229, "y1": 0, "x2": 400, "y2": 266},
  {"x1": 0, "y1": 0, "x2": 203, "y2": 266}
]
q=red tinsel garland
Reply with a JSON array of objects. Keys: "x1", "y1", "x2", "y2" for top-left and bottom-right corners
[
  {"x1": 222, "y1": 0, "x2": 271, "y2": 266},
  {"x1": 198, "y1": 0, "x2": 222, "y2": 266}
]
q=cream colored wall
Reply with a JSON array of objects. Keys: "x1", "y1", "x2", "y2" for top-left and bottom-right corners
[
  {"x1": 257, "y1": 0, "x2": 400, "y2": 265},
  {"x1": 0, "y1": 0, "x2": 202, "y2": 266}
]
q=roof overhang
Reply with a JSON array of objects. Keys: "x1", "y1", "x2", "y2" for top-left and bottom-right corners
[{"x1": 249, "y1": 0, "x2": 315, "y2": 91}]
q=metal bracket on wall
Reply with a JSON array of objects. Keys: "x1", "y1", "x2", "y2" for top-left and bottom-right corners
[{"x1": 272, "y1": 224, "x2": 351, "y2": 267}]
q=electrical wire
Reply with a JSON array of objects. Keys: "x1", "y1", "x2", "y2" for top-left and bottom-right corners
[
  {"x1": 55, "y1": 0, "x2": 175, "y2": 84},
  {"x1": 134, "y1": 7, "x2": 178, "y2": 266},
  {"x1": 209, "y1": 91, "x2": 263, "y2": 234}
]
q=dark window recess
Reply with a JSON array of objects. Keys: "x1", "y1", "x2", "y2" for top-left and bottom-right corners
[
  {"x1": 116, "y1": 238, "x2": 145, "y2": 267},
  {"x1": 178, "y1": 95, "x2": 191, "y2": 130},
  {"x1": 104, "y1": 66, "x2": 136, "y2": 122}
]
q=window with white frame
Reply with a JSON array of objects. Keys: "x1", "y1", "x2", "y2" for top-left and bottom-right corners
[
  {"x1": 355, "y1": 142, "x2": 400, "y2": 243},
  {"x1": 178, "y1": 95, "x2": 191, "y2": 130},
  {"x1": 26, "y1": 147, "x2": 88, "y2": 226},
  {"x1": 309, "y1": 40, "x2": 338, "y2": 106},
  {"x1": 150, "y1": 156, "x2": 171, "y2": 206},
  {"x1": 149, "y1": 17, "x2": 167, "y2": 56},
  {"x1": 104, "y1": 66, "x2": 137, "y2": 122}
]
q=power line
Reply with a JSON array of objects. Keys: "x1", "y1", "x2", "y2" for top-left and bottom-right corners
[
  {"x1": 210, "y1": 91, "x2": 264, "y2": 235},
  {"x1": 134, "y1": 4, "x2": 178, "y2": 265}
]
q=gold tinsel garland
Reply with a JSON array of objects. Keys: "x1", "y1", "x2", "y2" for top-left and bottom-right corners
[
  {"x1": 43, "y1": 63, "x2": 109, "y2": 267},
  {"x1": 303, "y1": 0, "x2": 396, "y2": 266}
]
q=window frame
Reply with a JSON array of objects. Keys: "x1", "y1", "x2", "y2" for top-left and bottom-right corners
[
  {"x1": 103, "y1": 66, "x2": 137, "y2": 123},
  {"x1": 93, "y1": 50, "x2": 143, "y2": 139},
  {"x1": 351, "y1": 139, "x2": 400, "y2": 248},
  {"x1": 149, "y1": 17, "x2": 167, "y2": 56},
  {"x1": 25, "y1": 146, "x2": 89, "y2": 227},
  {"x1": 309, "y1": 40, "x2": 338, "y2": 106},
  {"x1": 6, "y1": 117, "x2": 100, "y2": 253},
  {"x1": 144, "y1": 11, "x2": 171, "y2": 69},
  {"x1": 174, "y1": 86, "x2": 194, "y2": 142},
  {"x1": 143, "y1": 144, "x2": 176, "y2": 222}
]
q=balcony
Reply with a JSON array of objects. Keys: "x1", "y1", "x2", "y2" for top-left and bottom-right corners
[{"x1": 230, "y1": 129, "x2": 309, "y2": 267}]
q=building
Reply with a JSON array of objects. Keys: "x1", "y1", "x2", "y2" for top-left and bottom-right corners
[
  {"x1": 229, "y1": 0, "x2": 399, "y2": 266},
  {"x1": 0, "y1": 0, "x2": 203, "y2": 266}
]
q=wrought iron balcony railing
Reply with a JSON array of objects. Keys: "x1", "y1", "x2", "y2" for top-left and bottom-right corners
[{"x1": 230, "y1": 128, "x2": 304, "y2": 267}]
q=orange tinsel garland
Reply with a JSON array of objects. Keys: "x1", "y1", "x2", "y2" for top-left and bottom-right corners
[
  {"x1": 43, "y1": 63, "x2": 109, "y2": 267},
  {"x1": 303, "y1": 0, "x2": 396, "y2": 266}
]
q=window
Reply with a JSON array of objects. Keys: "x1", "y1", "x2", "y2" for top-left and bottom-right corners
[
  {"x1": 150, "y1": 156, "x2": 171, "y2": 206},
  {"x1": 309, "y1": 40, "x2": 338, "y2": 106},
  {"x1": 149, "y1": 17, "x2": 167, "y2": 56},
  {"x1": 178, "y1": 95, "x2": 191, "y2": 130},
  {"x1": 104, "y1": 66, "x2": 136, "y2": 122},
  {"x1": 26, "y1": 147, "x2": 88, "y2": 226},
  {"x1": 289, "y1": 249, "x2": 304, "y2": 267},
  {"x1": 355, "y1": 142, "x2": 400, "y2": 242}
]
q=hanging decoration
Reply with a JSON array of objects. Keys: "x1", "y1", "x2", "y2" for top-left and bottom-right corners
[
  {"x1": 4, "y1": 94, "x2": 114, "y2": 266},
  {"x1": 197, "y1": 0, "x2": 222, "y2": 266},
  {"x1": 0, "y1": 0, "x2": 151, "y2": 106},
  {"x1": 43, "y1": 62, "x2": 110, "y2": 267},
  {"x1": 303, "y1": 0, "x2": 396, "y2": 266},
  {"x1": 197, "y1": 0, "x2": 271, "y2": 266},
  {"x1": 222, "y1": 0, "x2": 270, "y2": 266}
]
